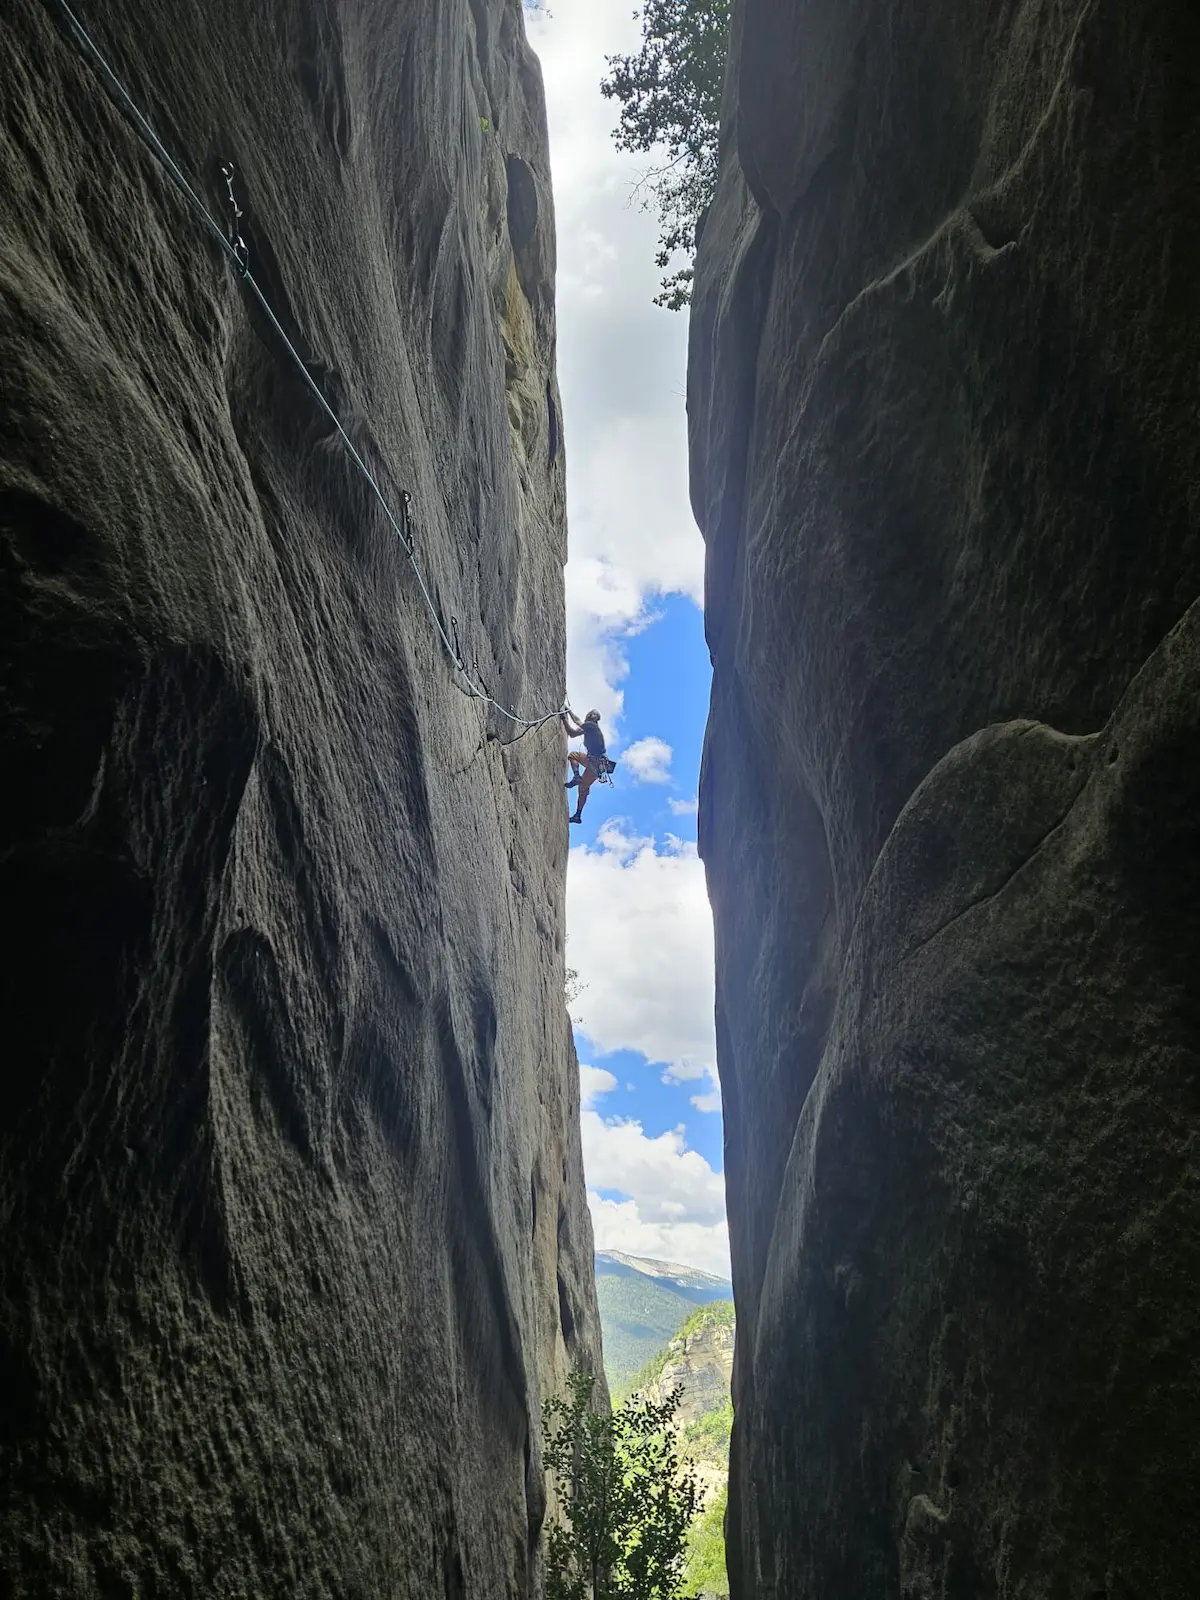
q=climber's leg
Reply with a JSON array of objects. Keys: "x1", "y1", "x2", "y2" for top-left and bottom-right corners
[{"x1": 574, "y1": 767, "x2": 596, "y2": 816}]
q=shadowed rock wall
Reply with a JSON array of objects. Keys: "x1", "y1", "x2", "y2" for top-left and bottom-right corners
[
  {"x1": 689, "y1": 0, "x2": 1200, "y2": 1595},
  {"x1": 0, "y1": 0, "x2": 599, "y2": 1593}
]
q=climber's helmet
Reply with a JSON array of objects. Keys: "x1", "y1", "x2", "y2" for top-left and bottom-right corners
[{"x1": 585, "y1": 709, "x2": 601, "y2": 722}]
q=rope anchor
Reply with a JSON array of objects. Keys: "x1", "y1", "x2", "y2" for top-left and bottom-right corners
[{"x1": 219, "y1": 161, "x2": 250, "y2": 276}]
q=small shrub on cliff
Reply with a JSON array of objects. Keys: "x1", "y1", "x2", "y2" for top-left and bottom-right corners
[
  {"x1": 600, "y1": 0, "x2": 730, "y2": 310},
  {"x1": 543, "y1": 1368, "x2": 698, "y2": 1599}
]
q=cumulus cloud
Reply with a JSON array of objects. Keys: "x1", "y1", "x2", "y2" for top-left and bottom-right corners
[
  {"x1": 579, "y1": 1064, "x2": 619, "y2": 1109},
  {"x1": 661, "y1": 1055, "x2": 723, "y2": 1116},
  {"x1": 578, "y1": 1065, "x2": 727, "y2": 1236},
  {"x1": 527, "y1": 1, "x2": 703, "y2": 719},
  {"x1": 564, "y1": 586, "x2": 664, "y2": 732},
  {"x1": 668, "y1": 796, "x2": 699, "y2": 816},
  {"x1": 567, "y1": 823, "x2": 716, "y2": 1074},
  {"x1": 690, "y1": 1087, "x2": 723, "y2": 1115},
  {"x1": 568, "y1": 823, "x2": 722, "y2": 1116},
  {"x1": 581, "y1": 1113, "x2": 725, "y2": 1223},
  {"x1": 622, "y1": 736, "x2": 673, "y2": 784},
  {"x1": 580, "y1": 1102, "x2": 730, "y2": 1276},
  {"x1": 661, "y1": 1058, "x2": 706, "y2": 1085}
]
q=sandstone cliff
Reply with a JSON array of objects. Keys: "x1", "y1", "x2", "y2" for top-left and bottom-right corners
[
  {"x1": 636, "y1": 1300, "x2": 734, "y2": 1511},
  {"x1": 0, "y1": 0, "x2": 599, "y2": 1594},
  {"x1": 637, "y1": 1301, "x2": 734, "y2": 1432},
  {"x1": 689, "y1": 1, "x2": 1200, "y2": 1596}
]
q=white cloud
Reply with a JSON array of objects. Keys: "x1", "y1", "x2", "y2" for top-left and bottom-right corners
[
  {"x1": 622, "y1": 736, "x2": 673, "y2": 784},
  {"x1": 532, "y1": 6, "x2": 724, "y2": 1278},
  {"x1": 661, "y1": 1057, "x2": 723, "y2": 1117},
  {"x1": 581, "y1": 1113, "x2": 725, "y2": 1223},
  {"x1": 564, "y1": 585, "x2": 663, "y2": 733},
  {"x1": 582, "y1": 1075, "x2": 732, "y2": 1273},
  {"x1": 567, "y1": 823, "x2": 715, "y2": 1076},
  {"x1": 661, "y1": 1058, "x2": 707, "y2": 1084},
  {"x1": 579, "y1": 1064, "x2": 618, "y2": 1110},
  {"x1": 582, "y1": 1109, "x2": 729, "y2": 1274},
  {"x1": 588, "y1": 1193, "x2": 730, "y2": 1280},
  {"x1": 668, "y1": 796, "x2": 699, "y2": 816},
  {"x1": 527, "y1": 0, "x2": 704, "y2": 720},
  {"x1": 568, "y1": 822, "x2": 724, "y2": 1120}
]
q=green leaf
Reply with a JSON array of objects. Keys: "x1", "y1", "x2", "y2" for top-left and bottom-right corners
[
  {"x1": 599, "y1": 0, "x2": 730, "y2": 308},
  {"x1": 543, "y1": 1368, "x2": 702, "y2": 1598}
]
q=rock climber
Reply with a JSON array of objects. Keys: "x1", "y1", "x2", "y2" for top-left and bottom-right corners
[{"x1": 561, "y1": 708, "x2": 610, "y2": 824}]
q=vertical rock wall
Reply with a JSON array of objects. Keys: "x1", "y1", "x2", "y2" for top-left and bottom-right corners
[
  {"x1": 0, "y1": 0, "x2": 600, "y2": 1593},
  {"x1": 689, "y1": 1, "x2": 1200, "y2": 1595}
]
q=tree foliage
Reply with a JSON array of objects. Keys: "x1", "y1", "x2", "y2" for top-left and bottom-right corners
[
  {"x1": 543, "y1": 1368, "x2": 699, "y2": 1600},
  {"x1": 565, "y1": 966, "x2": 587, "y2": 1011},
  {"x1": 600, "y1": 0, "x2": 730, "y2": 310},
  {"x1": 681, "y1": 1398, "x2": 732, "y2": 1461},
  {"x1": 683, "y1": 1484, "x2": 729, "y2": 1597}
]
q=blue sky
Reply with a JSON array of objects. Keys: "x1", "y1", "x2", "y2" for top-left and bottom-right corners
[
  {"x1": 529, "y1": 1, "x2": 729, "y2": 1277},
  {"x1": 605, "y1": 596, "x2": 709, "y2": 852},
  {"x1": 569, "y1": 596, "x2": 721, "y2": 1181}
]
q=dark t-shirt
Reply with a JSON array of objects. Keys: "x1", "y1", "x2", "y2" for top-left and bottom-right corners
[{"x1": 582, "y1": 722, "x2": 606, "y2": 759}]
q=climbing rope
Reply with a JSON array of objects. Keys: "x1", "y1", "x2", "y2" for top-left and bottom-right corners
[{"x1": 42, "y1": 0, "x2": 568, "y2": 739}]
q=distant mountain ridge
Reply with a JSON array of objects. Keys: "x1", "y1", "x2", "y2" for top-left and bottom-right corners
[
  {"x1": 596, "y1": 1250, "x2": 732, "y2": 1299},
  {"x1": 594, "y1": 1251, "x2": 733, "y2": 1389}
]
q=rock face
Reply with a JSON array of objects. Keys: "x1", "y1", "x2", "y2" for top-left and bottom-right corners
[
  {"x1": 637, "y1": 1301, "x2": 734, "y2": 1515},
  {"x1": 689, "y1": 2, "x2": 1200, "y2": 1596},
  {"x1": 0, "y1": 1, "x2": 599, "y2": 1594},
  {"x1": 639, "y1": 1304, "x2": 734, "y2": 1431}
]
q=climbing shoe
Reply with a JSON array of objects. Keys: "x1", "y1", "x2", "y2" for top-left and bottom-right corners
[
  {"x1": 569, "y1": 811, "x2": 583, "y2": 824},
  {"x1": 565, "y1": 776, "x2": 579, "y2": 789}
]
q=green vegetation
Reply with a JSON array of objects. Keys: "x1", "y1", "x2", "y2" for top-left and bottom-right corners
[
  {"x1": 681, "y1": 1398, "x2": 732, "y2": 1461},
  {"x1": 684, "y1": 1484, "x2": 729, "y2": 1597},
  {"x1": 589, "y1": 1267, "x2": 734, "y2": 1596},
  {"x1": 615, "y1": 1300, "x2": 734, "y2": 1596},
  {"x1": 595, "y1": 1272, "x2": 708, "y2": 1390},
  {"x1": 619, "y1": 1300, "x2": 735, "y2": 1403},
  {"x1": 680, "y1": 1299, "x2": 734, "y2": 1336},
  {"x1": 543, "y1": 1369, "x2": 698, "y2": 1600},
  {"x1": 600, "y1": 0, "x2": 731, "y2": 309}
]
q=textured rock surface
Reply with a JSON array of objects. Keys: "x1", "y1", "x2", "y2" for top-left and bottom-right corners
[
  {"x1": 0, "y1": 0, "x2": 599, "y2": 1594},
  {"x1": 640, "y1": 1305, "x2": 733, "y2": 1431},
  {"x1": 638, "y1": 1301, "x2": 734, "y2": 1510},
  {"x1": 689, "y1": 0, "x2": 1200, "y2": 1595}
]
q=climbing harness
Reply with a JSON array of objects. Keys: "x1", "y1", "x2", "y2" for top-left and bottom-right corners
[
  {"x1": 40, "y1": 0, "x2": 567, "y2": 742},
  {"x1": 567, "y1": 753, "x2": 614, "y2": 788}
]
